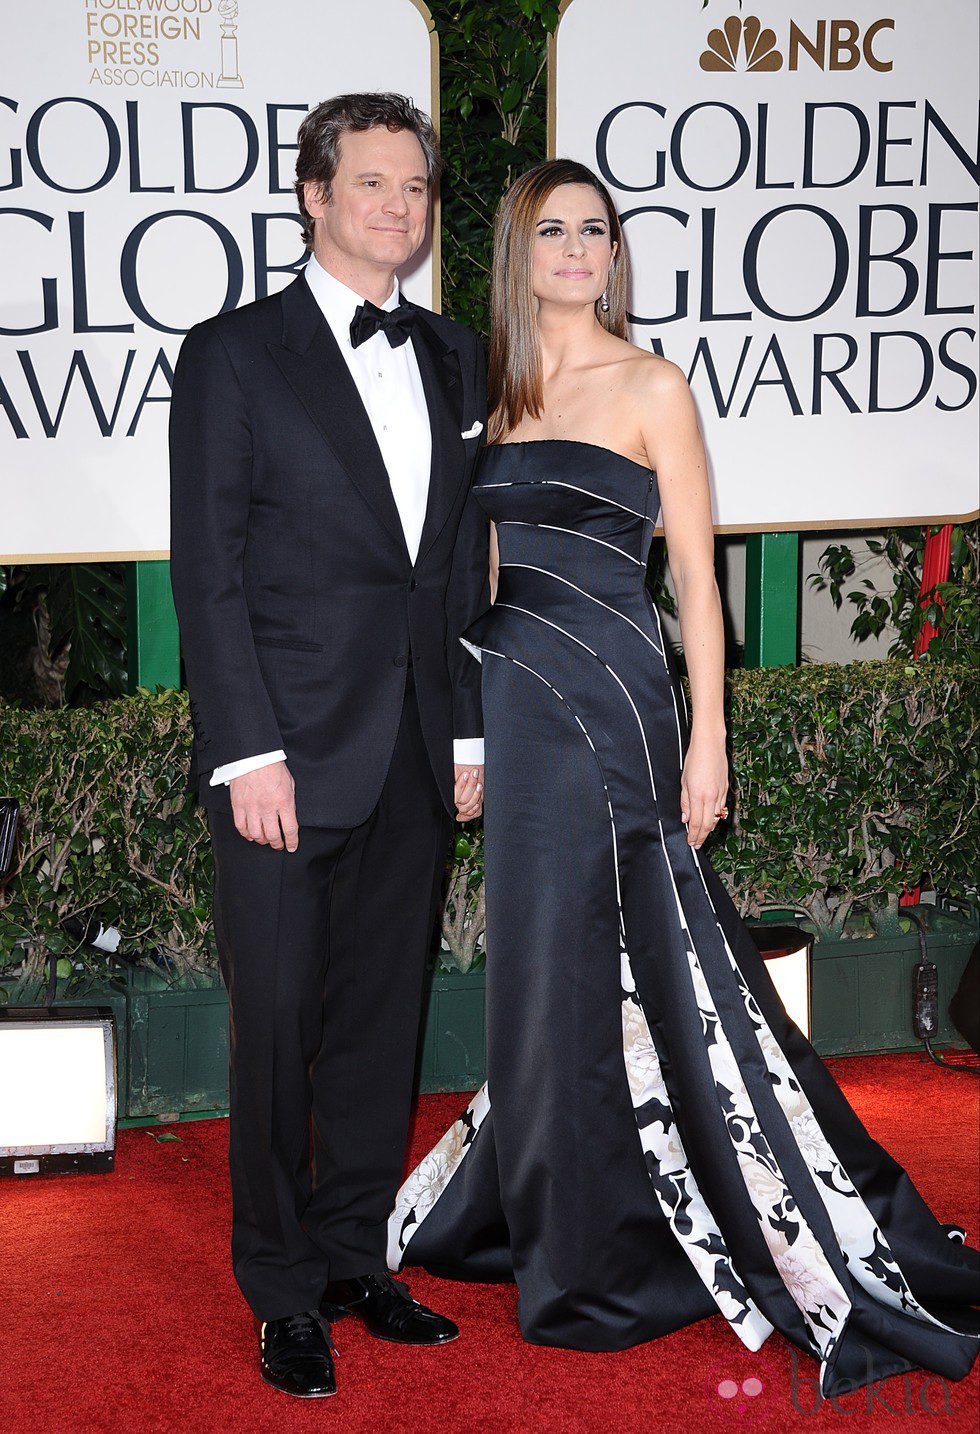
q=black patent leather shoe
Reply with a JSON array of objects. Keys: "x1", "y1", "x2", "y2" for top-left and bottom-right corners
[
  {"x1": 320, "y1": 1271, "x2": 459, "y2": 1346},
  {"x1": 258, "y1": 1311, "x2": 337, "y2": 1397}
]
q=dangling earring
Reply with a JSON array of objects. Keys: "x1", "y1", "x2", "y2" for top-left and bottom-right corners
[{"x1": 600, "y1": 260, "x2": 614, "y2": 313}]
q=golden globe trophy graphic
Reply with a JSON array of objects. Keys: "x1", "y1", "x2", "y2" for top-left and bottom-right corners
[{"x1": 217, "y1": 0, "x2": 244, "y2": 89}]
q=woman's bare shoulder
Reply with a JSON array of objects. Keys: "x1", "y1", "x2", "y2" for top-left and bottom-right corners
[
  {"x1": 623, "y1": 346, "x2": 689, "y2": 398},
  {"x1": 596, "y1": 334, "x2": 687, "y2": 395}
]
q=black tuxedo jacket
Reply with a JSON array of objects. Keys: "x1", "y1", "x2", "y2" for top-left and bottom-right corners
[{"x1": 168, "y1": 272, "x2": 489, "y2": 828}]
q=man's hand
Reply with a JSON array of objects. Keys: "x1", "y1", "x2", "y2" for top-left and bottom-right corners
[
  {"x1": 454, "y1": 763, "x2": 484, "y2": 822},
  {"x1": 229, "y1": 760, "x2": 299, "y2": 851}
]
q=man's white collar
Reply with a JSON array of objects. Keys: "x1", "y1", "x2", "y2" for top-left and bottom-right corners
[{"x1": 304, "y1": 253, "x2": 402, "y2": 341}]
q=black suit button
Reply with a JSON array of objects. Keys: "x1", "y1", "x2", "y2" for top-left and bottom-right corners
[
  {"x1": 409, "y1": 579, "x2": 417, "y2": 592},
  {"x1": 394, "y1": 654, "x2": 407, "y2": 667}
]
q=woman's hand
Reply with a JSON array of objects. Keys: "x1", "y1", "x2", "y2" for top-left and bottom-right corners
[
  {"x1": 680, "y1": 732, "x2": 729, "y2": 849},
  {"x1": 454, "y1": 764, "x2": 484, "y2": 822}
]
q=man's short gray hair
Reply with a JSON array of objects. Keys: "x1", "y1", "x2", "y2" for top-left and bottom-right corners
[{"x1": 294, "y1": 92, "x2": 441, "y2": 250}]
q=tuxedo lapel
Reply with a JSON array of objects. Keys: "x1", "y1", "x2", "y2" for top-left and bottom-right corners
[
  {"x1": 409, "y1": 309, "x2": 467, "y2": 567},
  {"x1": 268, "y1": 276, "x2": 411, "y2": 562}
]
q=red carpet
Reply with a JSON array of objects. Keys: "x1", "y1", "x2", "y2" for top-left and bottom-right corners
[{"x1": 3, "y1": 1051, "x2": 978, "y2": 1433}]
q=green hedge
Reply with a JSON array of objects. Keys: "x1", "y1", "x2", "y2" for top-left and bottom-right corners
[
  {"x1": 1, "y1": 656, "x2": 976, "y2": 987},
  {"x1": 0, "y1": 690, "x2": 211, "y2": 987},
  {"x1": 707, "y1": 657, "x2": 979, "y2": 937}
]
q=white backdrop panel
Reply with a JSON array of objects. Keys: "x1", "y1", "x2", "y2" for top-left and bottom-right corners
[
  {"x1": 1, "y1": 0, "x2": 436, "y2": 560},
  {"x1": 553, "y1": 0, "x2": 979, "y2": 530}
]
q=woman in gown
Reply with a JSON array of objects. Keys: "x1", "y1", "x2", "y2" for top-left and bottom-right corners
[{"x1": 387, "y1": 159, "x2": 980, "y2": 1397}]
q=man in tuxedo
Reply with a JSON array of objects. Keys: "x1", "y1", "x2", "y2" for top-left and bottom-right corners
[{"x1": 168, "y1": 92, "x2": 488, "y2": 1397}]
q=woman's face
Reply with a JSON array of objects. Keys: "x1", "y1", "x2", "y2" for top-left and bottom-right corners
[{"x1": 530, "y1": 182, "x2": 617, "y2": 310}]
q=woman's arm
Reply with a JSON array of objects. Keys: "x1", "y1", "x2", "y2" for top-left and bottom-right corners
[{"x1": 639, "y1": 361, "x2": 729, "y2": 849}]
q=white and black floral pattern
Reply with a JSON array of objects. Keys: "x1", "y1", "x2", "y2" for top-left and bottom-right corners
[
  {"x1": 621, "y1": 972, "x2": 774, "y2": 1350},
  {"x1": 387, "y1": 1084, "x2": 490, "y2": 1272},
  {"x1": 646, "y1": 596, "x2": 979, "y2": 1385}
]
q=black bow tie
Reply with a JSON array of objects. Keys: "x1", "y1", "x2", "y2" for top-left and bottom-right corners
[{"x1": 349, "y1": 299, "x2": 417, "y2": 349}]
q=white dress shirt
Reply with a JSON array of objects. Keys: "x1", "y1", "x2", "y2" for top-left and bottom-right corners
[{"x1": 210, "y1": 254, "x2": 484, "y2": 787}]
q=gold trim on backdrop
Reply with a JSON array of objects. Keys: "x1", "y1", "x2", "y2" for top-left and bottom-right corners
[
  {"x1": 648, "y1": 508, "x2": 980, "y2": 539},
  {"x1": 2, "y1": 551, "x2": 172, "y2": 565},
  {"x1": 408, "y1": 0, "x2": 441, "y2": 313},
  {"x1": 7, "y1": 501, "x2": 978, "y2": 563},
  {"x1": 547, "y1": 0, "x2": 577, "y2": 159}
]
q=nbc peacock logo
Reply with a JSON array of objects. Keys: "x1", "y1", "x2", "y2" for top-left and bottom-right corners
[{"x1": 700, "y1": 15, "x2": 784, "y2": 72}]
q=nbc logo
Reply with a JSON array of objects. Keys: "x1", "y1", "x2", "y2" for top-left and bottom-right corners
[
  {"x1": 700, "y1": 15, "x2": 895, "y2": 73},
  {"x1": 701, "y1": 15, "x2": 782, "y2": 72}
]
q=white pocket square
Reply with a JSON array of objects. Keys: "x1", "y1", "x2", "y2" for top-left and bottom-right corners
[{"x1": 460, "y1": 420, "x2": 483, "y2": 439}]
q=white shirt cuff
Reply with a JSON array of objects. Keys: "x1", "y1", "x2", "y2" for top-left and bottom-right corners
[
  {"x1": 209, "y1": 750, "x2": 287, "y2": 786},
  {"x1": 453, "y1": 738, "x2": 485, "y2": 766}
]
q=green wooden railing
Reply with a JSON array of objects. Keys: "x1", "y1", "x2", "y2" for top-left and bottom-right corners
[
  {"x1": 125, "y1": 561, "x2": 180, "y2": 694},
  {"x1": 744, "y1": 532, "x2": 800, "y2": 669}
]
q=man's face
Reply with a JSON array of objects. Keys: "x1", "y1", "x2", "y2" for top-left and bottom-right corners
[{"x1": 304, "y1": 126, "x2": 430, "y2": 273}]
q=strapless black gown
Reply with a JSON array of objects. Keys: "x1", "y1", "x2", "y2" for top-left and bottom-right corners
[{"x1": 387, "y1": 440, "x2": 980, "y2": 1396}]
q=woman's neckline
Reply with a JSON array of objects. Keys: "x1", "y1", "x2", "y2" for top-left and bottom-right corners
[{"x1": 489, "y1": 437, "x2": 656, "y2": 477}]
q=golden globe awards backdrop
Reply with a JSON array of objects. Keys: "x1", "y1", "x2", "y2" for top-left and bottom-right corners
[
  {"x1": 551, "y1": 0, "x2": 979, "y2": 531},
  {"x1": 1, "y1": 0, "x2": 437, "y2": 562}
]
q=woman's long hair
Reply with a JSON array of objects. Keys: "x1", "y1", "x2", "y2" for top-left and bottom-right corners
[{"x1": 487, "y1": 158, "x2": 631, "y2": 444}]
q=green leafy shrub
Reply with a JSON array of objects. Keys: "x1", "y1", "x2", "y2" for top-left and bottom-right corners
[
  {"x1": 0, "y1": 690, "x2": 212, "y2": 991},
  {"x1": 714, "y1": 657, "x2": 979, "y2": 939},
  {"x1": 440, "y1": 823, "x2": 486, "y2": 973},
  {"x1": 2, "y1": 658, "x2": 976, "y2": 986}
]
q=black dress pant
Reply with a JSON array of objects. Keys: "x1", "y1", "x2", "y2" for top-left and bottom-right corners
[{"x1": 208, "y1": 666, "x2": 451, "y2": 1320}]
